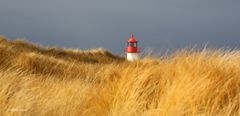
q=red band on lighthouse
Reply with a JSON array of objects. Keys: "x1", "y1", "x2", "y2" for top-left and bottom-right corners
[{"x1": 126, "y1": 34, "x2": 140, "y2": 53}]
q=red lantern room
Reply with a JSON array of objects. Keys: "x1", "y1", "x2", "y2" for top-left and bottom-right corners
[{"x1": 125, "y1": 34, "x2": 140, "y2": 53}]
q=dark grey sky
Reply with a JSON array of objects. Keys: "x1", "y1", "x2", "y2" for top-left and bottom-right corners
[{"x1": 0, "y1": 0, "x2": 240, "y2": 53}]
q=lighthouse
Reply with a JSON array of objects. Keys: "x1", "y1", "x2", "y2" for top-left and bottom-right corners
[{"x1": 125, "y1": 34, "x2": 141, "y2": 61}]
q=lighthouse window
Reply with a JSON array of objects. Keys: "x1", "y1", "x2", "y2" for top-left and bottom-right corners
[{"x1": 129, "y1": 43, "x2": 137, "y2": 47}]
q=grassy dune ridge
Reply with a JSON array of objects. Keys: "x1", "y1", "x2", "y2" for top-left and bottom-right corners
[{"x1": 0, "y1": 36, "x2": 239, "y2": 116}]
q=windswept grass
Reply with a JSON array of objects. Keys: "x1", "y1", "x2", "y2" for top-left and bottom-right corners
[{"x1": 0, "y1": 36, "x2": 239, "y2": 116}]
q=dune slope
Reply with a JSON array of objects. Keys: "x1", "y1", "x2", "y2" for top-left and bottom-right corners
[{"x1": 0, "y1": 36, "x2": 239, "y2": 116}]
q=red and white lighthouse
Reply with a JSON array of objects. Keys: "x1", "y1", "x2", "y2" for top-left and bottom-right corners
[{"x1": 125, "y1": 34, "x2": 141, "y2": 61}]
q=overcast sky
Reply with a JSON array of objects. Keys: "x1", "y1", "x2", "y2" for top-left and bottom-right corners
[{"x1": 0, "y1": 0, "x2": 240, "y2": 54}]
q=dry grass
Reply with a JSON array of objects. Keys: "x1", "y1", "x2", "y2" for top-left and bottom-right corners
[{"x1": 0, "y1": 36, "x2": 239, "y2": 116}]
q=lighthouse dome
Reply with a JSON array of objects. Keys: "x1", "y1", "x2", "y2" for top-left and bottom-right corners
[
  {"x1": 128, "y1": 38, "x2": 138, "y2": 43},
  {"x1": 128, "y1": 34, "x2": 138, "y2": 43}
]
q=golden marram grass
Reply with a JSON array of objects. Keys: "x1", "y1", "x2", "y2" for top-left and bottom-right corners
[{"x1": 0, "y1": 36, "x2": 239, "y2": 116}]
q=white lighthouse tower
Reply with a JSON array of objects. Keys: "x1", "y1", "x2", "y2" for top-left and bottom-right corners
[{"x1": 125, "y1": 34, "x2": 141, "y2": 61}]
